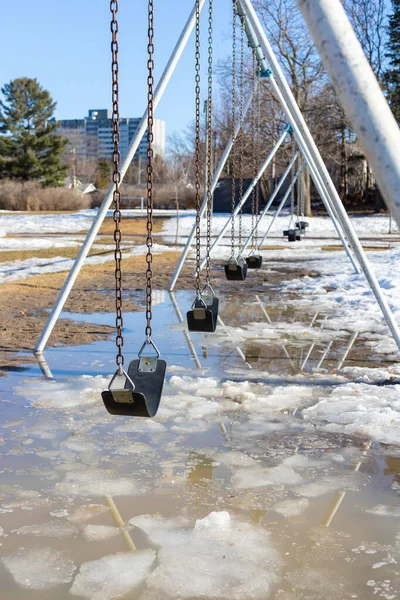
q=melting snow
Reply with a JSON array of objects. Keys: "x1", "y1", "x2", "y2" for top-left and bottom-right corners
[
  {"x1": 55, "y1": 469, "x2": 138, "y2": 497},
  {"x1": 130, "y1": 511, "x2": 280, "y2": 599},
  {"x1": 70, "y1": 550, "x2": 156, "y2": 600},
  {"x1": 303, "y1": 383, "x2": 400, "y2": 445},
  {"x1": 2, "y1": 547, "x2": 75, "y2": 590}
]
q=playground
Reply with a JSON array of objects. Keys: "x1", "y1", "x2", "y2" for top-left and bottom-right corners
[{"x1": 1, "y1": 0, "x2": 400, "y2": 598}]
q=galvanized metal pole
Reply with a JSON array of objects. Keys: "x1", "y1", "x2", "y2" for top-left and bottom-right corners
[
  {"x1": 168, "y1": 83, "x2": 258, "y2": 291},
  {"x1": 239, "y1": 0, "x2": 400, "y2": 351},
  {"x1": 198, "y1": 126, "x2": 290, "y2": 270},
  {"x1": 297, "y1": 0, "x2": 400, "y2": 229},
  {"x1": 237, "y1": 4, "x2": 359, "y2": 272},
  {"x1": 35, "y1": 0, "x2": 206, "y2": 354}
]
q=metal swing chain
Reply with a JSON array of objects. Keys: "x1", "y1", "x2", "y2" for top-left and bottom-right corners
[
  {"x1": 297, "y1": 157, "x2": 301, "y2": 220},
  {"x1": 300, "y1": 159, "x2": 305, "y2": 217},
  {"x1": 254, "y1": 62, "x2": 261, "y2": 247},
  {"x1": 110, "y1": 0, "x2": 124, "y2": 371},
  {"x1": 230, "y1": 0, "x2": 237, "y2": 260},
  {"x1": 145, "y1": 0, "x2": 155, "y2": 343},
  {"x1": 238, "y1": 15, "x2": 245, "y2": 252},
  {"x1": 250, "y1": 50, "x2": 257, "y2": 251},
  {"x1": 290, "y1": 141, "x2": 296, "y2": 225},
  {"x1": 194, "y1": 0, "x2": 202, "y2": 294},
  {"x1": 205, "y1": 0, "x2": 213, "y2": 285}
]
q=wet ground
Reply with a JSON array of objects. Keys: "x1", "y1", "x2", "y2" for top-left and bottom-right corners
[{"x1": 0, "y1": 283, "x2": 400, "y2": 599}]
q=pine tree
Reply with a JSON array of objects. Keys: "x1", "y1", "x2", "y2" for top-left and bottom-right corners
[
  {"x1": 95, "y1": 158, "x2": 113, "y2": 190},
  {"x1": 385, "y1": 0, "x2": 400, "y2": 122},
  {"x1": 0, "y1": 78, "x2": 68, "y2": 186}
]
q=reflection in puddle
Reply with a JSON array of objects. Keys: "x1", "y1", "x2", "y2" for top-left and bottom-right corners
[{"x1": 0, "y1": 290, "x2": 399, "y2": 599}]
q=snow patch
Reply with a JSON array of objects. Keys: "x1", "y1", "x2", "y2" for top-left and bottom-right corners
[
  {"x1": 2, "y1": 547, "x2": 75, "y2": 590},
  {"x1": 55, "y1": 469, "x2": 138, "y2": 497},
  {"x1": 70, "y1": 550, "x2": 156, "y2": 600},
  {"x1": 131, "y1": 511, "x2": 280, "y2": 599},
  {"x1": 303, "y1": 382, "x2": 400, "y2": 445}
]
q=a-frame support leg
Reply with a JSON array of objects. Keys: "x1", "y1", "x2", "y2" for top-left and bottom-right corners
[{"x1": 239, "y1": 0, "x2": 400, "y2": 351}]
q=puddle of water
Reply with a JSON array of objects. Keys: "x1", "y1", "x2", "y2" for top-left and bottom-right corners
[{"x1": 0, "y1": 290, "x2": 399, "y2": 599}]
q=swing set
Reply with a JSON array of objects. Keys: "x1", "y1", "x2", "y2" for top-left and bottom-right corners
[{"x1": 33, "y1": 0, "x2": 400, "y2": 420}]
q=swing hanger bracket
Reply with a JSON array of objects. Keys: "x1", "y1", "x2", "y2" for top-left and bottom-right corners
[
  {"x1": 138, "y1": 339, "x2": 160, "y2": 373},
  {"x1": 260, "y1": 68, "x2": 272, "y2": 78}
]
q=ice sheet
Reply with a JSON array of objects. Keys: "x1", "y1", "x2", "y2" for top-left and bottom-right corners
[
  {"x1": 55, "y1": 469, "x2": 138, "y2": 497},
  {"x1": 131, "y1": 511, "x2": 281, "y2": 600},
  {"x1": 70, "y1": 550, "x2": 156, "y2": 600},
  {"x1": 303, "y1": 382, "x2": 400, "y2": 445},
  {"x1": 2, "y1": 547, "x2": 75, "y2": 590}
]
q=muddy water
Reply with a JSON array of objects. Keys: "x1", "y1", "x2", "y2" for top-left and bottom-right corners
[{"x1": 0, "y1": 289, "x2": 399, "y2": 600}]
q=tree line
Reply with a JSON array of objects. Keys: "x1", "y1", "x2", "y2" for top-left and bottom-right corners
[{"x1": 0, "y1": 0, "x2": 399, "y2": 211}]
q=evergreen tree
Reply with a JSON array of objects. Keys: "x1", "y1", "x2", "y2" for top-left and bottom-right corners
[
  {"x1": 0, "y1": 78, "x2": 68, "y2": 186},
  {"x1": 384, "y1": 0, "x2": 400, "y2": 122},
  {"x1": 95, "y1": 158, "x2": 113, "y2": 190}
]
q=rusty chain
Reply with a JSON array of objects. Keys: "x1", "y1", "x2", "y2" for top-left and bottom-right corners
[
  {"x1": 110, "y1": 0, "x2": 124, "y2": 371},
  {"x1": 250, "y1": 50, "x2": 256, "y2": 251},
  {"x1": 238, "y1": 15, "x2": 245, "y2": 252},
  {"x1": 145, "y1": 0, "x2": 155, "y2": 342},
  {"x1": 230, "y1": 1, "x2": 237, "y2": 259},
  {"x1": 205, "y1": 0, "x2": 213, "y2": 285},
  {"x1": 290, "y1": 139, "x2": 296, "y2": 223},
  {"x1": 194, "y1": 0, "x2": 202, "y2": 295},
  {"x1": 254, "y1": 60, "x2": 261, "y2": 247}
]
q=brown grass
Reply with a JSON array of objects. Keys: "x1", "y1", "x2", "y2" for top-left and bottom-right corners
[
  {"x1": 0, "y1": 246, "x2": 112, "y2": 263},
  {"x1": 96, "y1": 217, "x2": 166, "y2": 236},
  {"x1": 0, "y1": 180, "x2": 92, "y2": 211},
  {"x1": 321, "y1": 245, "x2": 389, "y2": 252}
]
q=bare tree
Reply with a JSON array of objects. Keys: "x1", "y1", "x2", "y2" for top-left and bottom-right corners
[{"x1": 344, "y1": 0, "x2": 387, "y2": 79}]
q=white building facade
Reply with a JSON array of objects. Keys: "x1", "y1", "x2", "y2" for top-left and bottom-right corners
[{"x1": 54, "y1": 109, "x2": 166, "y2": 161}]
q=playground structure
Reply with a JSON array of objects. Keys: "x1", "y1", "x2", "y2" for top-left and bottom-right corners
[{"x1": 33, "y1": 0, "x2": 400, "y2": 371}]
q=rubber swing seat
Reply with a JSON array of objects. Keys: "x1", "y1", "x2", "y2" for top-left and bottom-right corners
[
  {"x1": 187, "y1": 296, "x2": 219, "y2": 332},
  {"x1": 296, "y1": 220, "x2": 309, "y2": 232},
  {"x1": 283, "y1": 229, "x2": 301, "y2": 242},
  {"x1": 102, "y1": 359, "x2": 166, "y2": 418},
  {"x1": 246, "y1": 254, "x2": 263, "y2": 269},
  {"x1": 225, "y1": 259, "x2": 248, "y2": 280}
]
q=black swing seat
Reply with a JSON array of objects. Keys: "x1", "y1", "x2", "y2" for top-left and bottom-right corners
[
  {"x1": 225, "y1": 258, "x2": 248, "y2": 280},
  {"x1": 246, "y1": 254, "x2": 263, "y2": 269},
  {"x1": 296, "y1": 220, "x2": 309, "y2": 232},
  {"x1": 283, "y1": 229, "x2": 301, "y2": 242},
  {"x1": 187, "y1": 296, "x2": 219, "y2": 332},
  {"x1": 102, "y1": 358, "x2": 166, "y2": 418}
]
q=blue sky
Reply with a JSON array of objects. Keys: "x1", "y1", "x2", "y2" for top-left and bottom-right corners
[{"x1": 0, "y1": 1, "x2": 233, "y2": 144}]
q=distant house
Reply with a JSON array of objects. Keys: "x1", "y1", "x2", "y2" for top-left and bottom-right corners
[
  {"x1": 212, "y1": 178, "x2": 267, "y2": 213},
  {"x1": 64, "y1": 177, "x2": 96, "y2": 195}
]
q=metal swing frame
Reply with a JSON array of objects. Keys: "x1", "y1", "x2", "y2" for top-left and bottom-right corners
[{"x1": 34, "y1": 0, "x2": 400, "y2": 355}]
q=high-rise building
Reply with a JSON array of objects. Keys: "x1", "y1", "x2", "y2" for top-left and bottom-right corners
[{"x1": 53, "y1": 109, "x2": 165, "y2": 161}]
